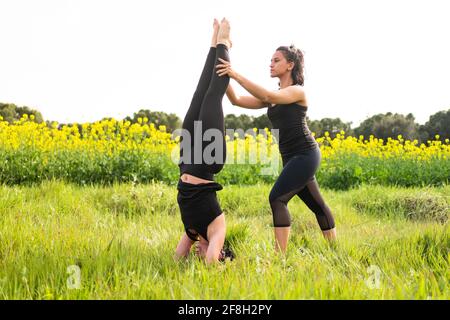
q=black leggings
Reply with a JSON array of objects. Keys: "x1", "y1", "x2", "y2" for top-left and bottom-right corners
[
  {"x1": 269, "y1": 147, "x2": 336, "y2": 231},
  {"x1": 179, "y1": 44, "x2": 230, "y2": 180}
]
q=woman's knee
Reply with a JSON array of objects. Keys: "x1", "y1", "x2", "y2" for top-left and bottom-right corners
[
  {"x1": 268, "y1": 188, "x2": 280, "y2": 204},
  {"x1": 269, "y1": 198, "x2": 292, "y2": 227}
]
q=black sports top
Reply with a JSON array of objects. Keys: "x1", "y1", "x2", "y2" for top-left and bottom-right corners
[{"x1": 267, "y1": 102, "x2": 318, "y2": 160}]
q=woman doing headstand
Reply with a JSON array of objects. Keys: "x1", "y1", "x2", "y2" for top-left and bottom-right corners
[{"x1": 174, "y1": 18, "x2": 232, "y2": 264}]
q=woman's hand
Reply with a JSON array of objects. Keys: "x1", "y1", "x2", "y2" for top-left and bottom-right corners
[{"x1": 216, "y1": 58, "x2": 237, "y2": 79}]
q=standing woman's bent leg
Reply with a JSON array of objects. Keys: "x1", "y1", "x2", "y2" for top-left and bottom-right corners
[
  {"x1": 297, "y1": 178, "x2": 337, "y2": 241},
  {"x1": 269, "y1": 187, "x2": 301, "y2": 253},
  {"x1": 269, "y1": 157, "x2": 318, "y2": 253}
]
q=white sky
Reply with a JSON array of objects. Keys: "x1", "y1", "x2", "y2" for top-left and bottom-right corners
[{"x1": 1, "y1": 0, "x2": 449, "y2": 126}]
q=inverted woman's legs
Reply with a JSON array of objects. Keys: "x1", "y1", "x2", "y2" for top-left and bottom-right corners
[
  {"x1": 181, "y1": 47, "x2": 218, "y2": 137},
  {"x1": 181, "y1": 19, "x2": 219, "y2": 137},
  {"x1": 196, "y1": 43, "x2": 230, "y2": 174},
  {"x1": 179, "y1": 36, "x2": 230, "y2": 180}
]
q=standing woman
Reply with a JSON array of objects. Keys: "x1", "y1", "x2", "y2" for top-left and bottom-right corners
[
  {"x1": 217, "y1": 45, "x2": 337, "y2": 253},
  {"x1": 174, "y1": 18, "x2": 233, "y2": 264}
]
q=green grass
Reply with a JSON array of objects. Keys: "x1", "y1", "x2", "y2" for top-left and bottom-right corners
[{"x1": 0, "y1": 180, "x2": 448, "y2": 299}]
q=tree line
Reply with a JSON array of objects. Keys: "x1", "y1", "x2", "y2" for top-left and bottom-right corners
[{"x1": 1, "y1": 102, "x2": 449, "y2": 142}]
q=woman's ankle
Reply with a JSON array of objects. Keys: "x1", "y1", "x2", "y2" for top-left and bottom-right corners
[
  {"x1": 322, "y1": 227, "x2": 337, "y2": 241},
  {"x1": 216, "y1": 40, "x2": 231, "y2": 49}
]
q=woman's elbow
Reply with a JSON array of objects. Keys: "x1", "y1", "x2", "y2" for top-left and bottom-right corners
[
  {"x1": 230, "y1": 98, "x2": 240, "y2": 106},
  {"x1": 262, "y1": 94, "x2": 273, "y2": 104}
]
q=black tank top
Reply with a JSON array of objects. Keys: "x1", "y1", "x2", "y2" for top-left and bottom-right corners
[{"x1": 267, "y1": 102, "x2": 318, "y2": 160}]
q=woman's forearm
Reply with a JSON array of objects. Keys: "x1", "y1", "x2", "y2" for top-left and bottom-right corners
[
  {"x1": 233, "y1": 72, "x2": 272, "y2": 103},
  {"x1": 175, "y1": 234, "x2": 194, "y2": 259},
  {"x1": 226, "y1": 84, "x2": 239, "y2": 105},
  {"x1": 216, "y1": 58, "x2": 272, "y2": 103},
  {"x1": 225, "y1": 84, "x2": 267, "y2": 109}
]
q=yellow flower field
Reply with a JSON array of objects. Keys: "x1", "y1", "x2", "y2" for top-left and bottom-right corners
[{"x1": 0, "y1": 115, "x2": 449, "y2": 188}]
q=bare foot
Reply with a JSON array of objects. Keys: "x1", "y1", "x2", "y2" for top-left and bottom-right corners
[
  {"x1": 322, "y1": 228, "x2": 337, "y2": 242},
  {"x1": 216, "y1": 18, "x2": 232, "y2": 49},
  {"x1": 211, "y1": 18, "x2": 219, "y2": 48}
]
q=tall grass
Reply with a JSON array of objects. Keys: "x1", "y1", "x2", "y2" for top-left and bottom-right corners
[{"x1": 0, "y1": 181, "x2": 448, "y2": 299}]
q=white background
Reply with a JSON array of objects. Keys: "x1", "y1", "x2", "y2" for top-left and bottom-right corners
[{"x1": 1, "y1": 0, "x2": 449, "y2": 126}]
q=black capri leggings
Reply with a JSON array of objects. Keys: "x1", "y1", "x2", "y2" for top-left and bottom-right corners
[
  {"x1": 179, "y1": 44, "x2": 230, "y2": 180},
  {"x1": 269, "y1": 147, "x2": 336, "y2": 231}
]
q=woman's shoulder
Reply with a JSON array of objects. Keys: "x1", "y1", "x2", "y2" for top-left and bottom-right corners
[
  {"x1": 293, "y1": 84, "x2": 308, "y2": 108},
  {"x1": 271, "y1": 85, "x2": 308, "y2": 108}
]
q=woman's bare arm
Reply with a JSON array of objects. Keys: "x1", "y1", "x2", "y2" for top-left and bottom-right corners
[
  {"x1": 174, "y1": 233, "x2": 195, "y2": 260},
  {"x1": 233, "y1": 73, "x2": 305, "y2": 105},
  {"x1": 226, "y1": 84, "x2": 269, "y2": 109},
  {"x1": 217, "y1": 58, "x2": 305, "y2": 105}
]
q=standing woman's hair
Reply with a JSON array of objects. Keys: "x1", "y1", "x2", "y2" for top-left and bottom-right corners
[{"x1": 276, "y1": 45, "x2": 305, "y2": 86}]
